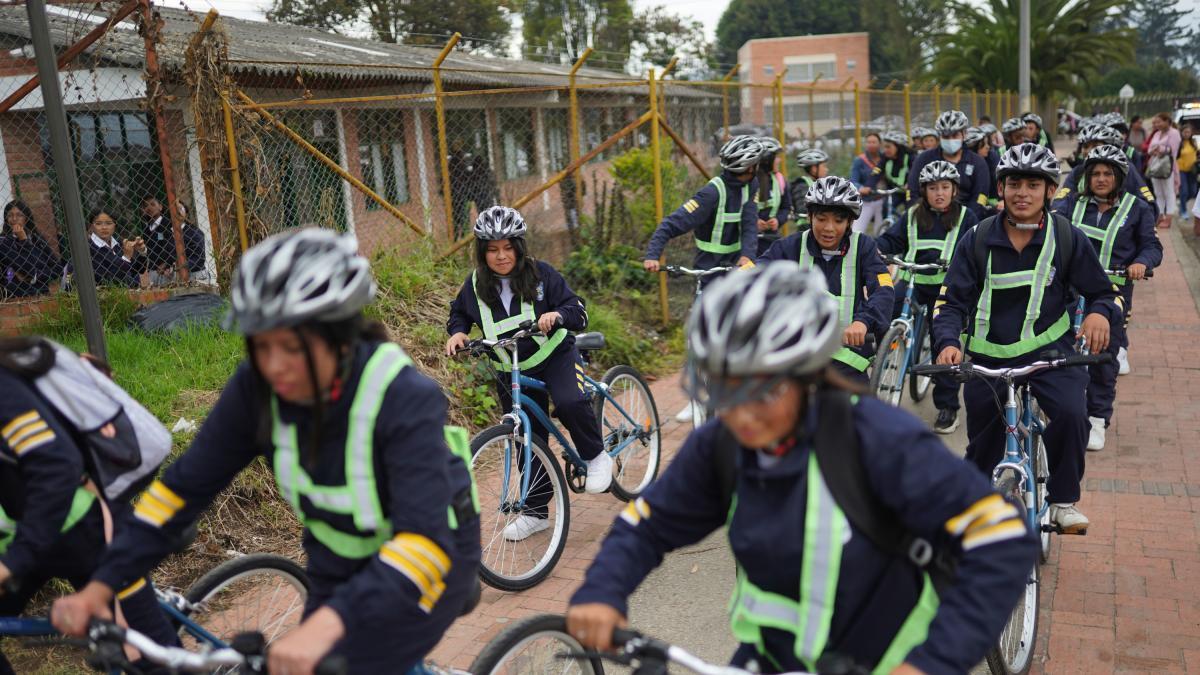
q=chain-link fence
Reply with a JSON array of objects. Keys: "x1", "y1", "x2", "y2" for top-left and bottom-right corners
[{"x1": 1081, "y1": 92, "x2": 1200, "y2": 126}]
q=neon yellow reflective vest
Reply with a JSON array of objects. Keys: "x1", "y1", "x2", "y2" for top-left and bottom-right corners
[
  {"x1": 900, "y1": 206, "x2": 966, "y2": 286},
  {"x1": 757, "y1": 172, "x2": 786, "y2": 219},
  {"x1": 472, "y1": 271, "x2": 567, "y2": 372},
  {"x1": 1069, "y1": 194, "x2": 1136, "y2": 286},
  {"x1": 0, "y1": 489, "x2": 95, "y2": 555},
  {"x1": 797, "y1": 231, "x2": 870, "y2": 372},
  {"x1": 697, "y1": 176, "x2": 749, "y2": 254}
]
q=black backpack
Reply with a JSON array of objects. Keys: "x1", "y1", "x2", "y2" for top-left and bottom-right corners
[{"x1": 713, "y1": 389, "x2": 953, "y2": 588}]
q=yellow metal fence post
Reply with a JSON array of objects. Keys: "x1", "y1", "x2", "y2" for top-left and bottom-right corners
[
  {"x1": 721, "y1": 63, "x2": 738, "y2": 142},
  {"x1": 433, "y1": 33, "x2": 460, "y2": 242},
  {"x1": 853, "y1": 81, "x2": 861, "y2": 156},
  {"x1": 568, "y1": 47, "x2": 593, "y2": 224},
  {"x1": 809, "y1": 73, "x2": 823, "y2": 144},
  {"x1": 220, "y1": 95, "x2": 249, "y2": 252},
  {"x1": 972, "y1": 89, "x2": 979, "y2": 122},
  {"x1": 903, "y1": 83, "x2": 912, "y2": 136},
  {"x1": 650, "y1": 68, "x2": 668, "y2": 325},
  {"x1": 954, "y1": 87, "x2": 961, "y2": 112},
  {"x1": 933, "y1": 84, "x2": 941, "y2": 113},
  {"x1": 773, "y1": 71, "x2": 785, "y2": 144}
]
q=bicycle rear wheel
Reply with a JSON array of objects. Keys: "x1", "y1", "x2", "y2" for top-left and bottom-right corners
[
  {"x1": 182, "y1": 553, "x2": 309, "y2": 662},
  {"x1": 594, "y1": 365, "x2": 662, "y2": 501},
  {"x1": 869, "y1": 325, "x2": 908, "y2": 406},
  {"x1": 908, "y1": 314, "x2": 933, "y2": 402},
  {"x1": 471, "y1": 614, "x2": 604, "y2": 675},
  {"x1": 471, "y1": 425, "x2": 570, "y2": 591},
  {"x1": 986, "y1": 471, "x2": 1039, "y2": 675}
]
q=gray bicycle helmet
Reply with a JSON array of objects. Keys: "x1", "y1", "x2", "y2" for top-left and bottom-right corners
[
  {"x1": 881, "y1": 130, "x2": 910, "y2": 147},
  {"x1": 912, "y1": 126, "x2": 938, "y2": 140},
  {"x1": 229, "y1": 228, "x2": 376, "y2": 335},
  {"x1": 918, "y1": 160, "x2": 961, "y2": 186},
  {"x1": 1102, "y1": 112, "x2": 1129, "y2": 132},
  {"x1": 473, "y1": 205, "x2": 528, "y2": 241},
  {"x1": 935, "y1": 110, "x2": 970, "y2": 136},
  {"x1": 1001, "y1": 117, "x2": 1025, "y2": 135},
  {"x1": 796, "y1": 148, "x2": 830, "y2": 167},
  {"x1": 684, "y1": 265, "x2": 840, "y2": 408},
  {"x1": 964, "y1": 126, "x2": 987, "y2": 148},
  {"x1": 995, "y1": 143, "x2": 1061, "y2": 184},
  {"x1": 980, "y1": 123, "x2": 998, "y2": 136},
  {"x1": 805, "y1": 175, "x2": 863, "y2": 217},
  {"x1": 720, "y1": 135, "x2": 765, "y2": 173},
  {"x1": 757, "y1": 137, "x2": 783, "y2": 155},
  {"x1": 1078, "y1": 124, "x2": 1123, "y2": 148},
  {"x1": 1022, "y1": 112, "x2": 1043, "y2": 128},
  {"x1": 1083, "y1": 145, "x2": 1130, "y2": 183}
]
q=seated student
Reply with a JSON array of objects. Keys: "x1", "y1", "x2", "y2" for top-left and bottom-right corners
[
  {"x1": 86, "y1": 209, "x2": 145, "y2": 288},
  {"x1": 789, "y1": 148, "x2": 829, "y2": 231},
  {"x1": 753, "y1": 137, "x2": 791, "y2": 256},
  {"x1": 140, "y1": 196, "x2": 176, "y2": 285},
  {"x1": 0, "y1": 201, "x2": 56, "y2": 298},
  {"x1": 0, "y1": 338, "x2": 177, "y2": 675},
  {"x1": 175, "y1": 203, "x2": 209, "y2": 282}
]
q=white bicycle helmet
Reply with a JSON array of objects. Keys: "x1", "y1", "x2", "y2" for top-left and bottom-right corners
[
  {"x1": 229, "y1": 228, "x2": 376, "y2": 335},
  {"x1": 980, "y1": 123, "x2": 999, "y2": 136},
  {"x1": 757, "y1": 137, "x2": 783, "y2": 155},
  {"x1": 473, "y1": 205, "x2": 528, "y2": 241},
  {"x1": 881, "y1": 130, "x2": 910, "y2": 147},
  {"x1": 919, "y1": 160, "x2": 961, "y2": 186},
  {"x1": 1102, "y1": 112, "x2": 1129, "y2": 132},
  {"x1": 1001, "y1": 117, "x2": 1025, "y2": 135},
  {"x1": 964, "y1": 126, "x2": 987, "y2": 148},
  {"x1": 935, "y1": 110, "x2": 970, "y2": 136},
  {"x1": 996, "y1": 143, "x2": 1060, "y2": 184},
  {"x1": 1022, "y1": 112, "x2": 1043, "y2": 128},
  {"x1": 912, "y1": 126, "x2": 937, "y2": 140},
  {"x1": 720, "y1": 136, "x2": 765, "y2": 173},
  {"x1": 805, "y1": 175, "x2": 863, "y2": 217},
  {"x1": 796, "y1": 148, "x2": 830, "y2": 167},
  {"x1": 1078, "y1": 124, "x2": 1123, "y2": 148},
  {"x1": 1083, "y1": 145, "x2": 1130, "y2": 182},
  {"x1": 684, "y1": 265, "x2": 840, "y2": 408}
]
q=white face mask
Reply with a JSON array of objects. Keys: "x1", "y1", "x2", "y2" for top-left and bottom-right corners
[{"x1": 940, "y1": 139, "x2": 963, "y2": 154}]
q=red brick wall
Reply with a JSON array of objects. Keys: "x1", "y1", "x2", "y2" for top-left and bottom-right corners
[
  {"x1": 0, "y1": 288, "x2": 173, "y2": 336},
  {"x1": 738, "y1": 33, "x2": 872, "y2": 130}
]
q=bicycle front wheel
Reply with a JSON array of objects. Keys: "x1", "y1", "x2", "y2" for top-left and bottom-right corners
[
  {"x1": 471, "y1": 425, "x2": 570, "y2": 591},
  {"x1": 182, "y1": 553, "x2": 309, "y2": 657},
  {"x1": 908, "y1": 314, "x2": 933, "y2": 402},
  {"x1": 594, "y1": 365, "x2": 662, "y2": 501},
  {"x1": 471, "y1": 614, "x2": 604, "y2": 675},
  {"x1": 986, "y1": 471, "x2": 1039, "y2": 675},
  {"x1": 869, "y1": 325, "x2": 908, "y2": 406},
  {"x1": 1032, "y1": 403, "x2": 1051, "y2": 563}
]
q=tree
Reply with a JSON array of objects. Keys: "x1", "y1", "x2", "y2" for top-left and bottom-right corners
[
  {"x1": 518, "y1": 0, "x2": 635, "y2": 71},
  {"x1": 267, "y1": 0, "x2": 512, "y2": 52},
  {"x1": 860, "y1": 0, "x2": 950, "y2": 80},
  {"x1": 714, "y1": 0, "x2": 861, "y2": 67},
  {"x1": 629, "y1": 5, "x2": 714, "y2": 78},
  {"x1": 926, "y1": 0, "x2": 1135, "y2": 101},
  {"x1": 1089, "y1": 61, "x2": 1200, "y2": 98},
  {"x1": 1124, "y1": 0, "x2": 1195, "y2": 68}
]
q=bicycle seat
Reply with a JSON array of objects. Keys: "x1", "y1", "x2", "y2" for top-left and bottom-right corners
[{"x1": 574, "y1": 332, "x2": 606, "y2": 352}]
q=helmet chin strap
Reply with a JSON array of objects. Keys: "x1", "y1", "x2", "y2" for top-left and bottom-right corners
[{"x1": 1006, "y1": 211, "x2": 1045, "y2": 230}]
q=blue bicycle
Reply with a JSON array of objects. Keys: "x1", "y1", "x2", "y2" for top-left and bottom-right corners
[
  {"x1": 869, "y1": 256, "x2": 948, "y2": 406},
  {"x1": 1073, "y1": 266, "x2": 1152, "y2": 353},
  {"x1": 914, "y1": 352, "x2": 1108, "y2": 675},
  {"x1": 2, "y1": 553, "x2": 308, "y2": 674},
  {"x1": 461, "y1": 321, "x2": 661, "y2": 591}
]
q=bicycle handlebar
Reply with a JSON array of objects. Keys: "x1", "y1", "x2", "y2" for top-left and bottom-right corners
[
  {"x1": 663, "y1": 265, "x2": 734, "y2": 278},
  {"x1": 457, "y1": 320, "x2": 554, "y2": 355},
  {"x1": 872, "y1": 187, "x2": 901, "y2": 195},
  {"x1": 1105, "y1": 267, "x2": 1154, "y2": 279},
  {"x1": 881, "y1": 255, "x2": 948, "y2": 273},
  {"x1": 609, "y1": 627, "x2": 815, "y2": 675},
  {"x1": 911, "y1": 352, "x2": 1112, "y2": 379}
]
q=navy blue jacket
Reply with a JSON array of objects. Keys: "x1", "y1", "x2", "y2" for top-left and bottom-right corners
[
  {"x1": 1050, "y1": 195, "x2": 1163, "y2": 273},
  {"x1": 1052, "y1": 163, "x2": 1155, "y2": 211},
  {"x1": 0, "y1": 369, "x2": 91, "y2": 580},
  {"x1": 142, "y1": 215, "x2": 176, "y2": 271},
  {"x1": 932, "y1": 212, "x2": 1124, "y2": 364},
  {"x1": 182, "y1": 224, "x2": 206, "y2": 274},
  {"x1": 0, "y1": 232, "x2": 56, "y2": 297},
  {"x1": 88, "y1": 237, "x2": 141, "y2": 288},
  {"x1": 447, "y1": 260, "x2": 587, "y2": 371},
  {"x1": 850, "y1": 152, "x2": 884, "y2": 201},
  {"x1": 644, "y1": 170, "x2": 758, "y2": 268},
  {"x1": 1123, "y1": 144, "x2": 1145, "y2": 174},
  {"x1": 984, "y1": 149, "x2": 1001, "y2": 199},
  {"x1": 571, "y1": 397, "x2": 1038, "y2": 675},
  {"x1": 908, "y1": 148, "x2": 992, "y2": 221},
  {"x1": 92, "y1": 341, "x2": 476, "y2": 643},
  {"x1": 876, "y1": 205, "x2": 979, "y2": 290}
]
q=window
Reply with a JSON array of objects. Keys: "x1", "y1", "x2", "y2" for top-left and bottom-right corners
[
  {"x1": 763, "y1": 65, "x2": 774, "y2": 78},
  {"x1": 498, "y1": 109, "x2": 536, "y2": 180},
  {"x1": 846, "y1": 60, "x2": 857, "y2": 72},
  {"x1": 784, "y1": 61, "x2": 838, "y2": 83},
  {"x1": 357, "y1": 110, "x2": 409, "y2": 209},
  {"x1": 543, "y1": 109, "x2": 570, "y2": 171}
]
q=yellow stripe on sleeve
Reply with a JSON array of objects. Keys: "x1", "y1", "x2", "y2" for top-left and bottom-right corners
[
  {"x1": 619, "y1": 501, "x2": 641, "y2": 527},
  {"x1": 877, "y1": 273, "x2": 894, "y2": 288},
  {"x1": 2, "y1": 411, "x2": 39, "y2": 440},
  {"x1": 8, "y1": 421, "x2": 49, "y2": 448},
  {"x1": 944, "y1": 494, "x2": 1006, "y2": 536},
  {"x1": 148, "y1": 481, "x2": 185, "y2": 510},
  {"x1": 12, "y1": 429, "x2": 55, "y2": 456},
  {"x1": 962, "y1": 519, "x2": 1027, "y2": 551},
  {"x1": 391, "y1": 533, "x2": 450, "y2": 575},
  {"x1": 117, "y1": 578, "x2": 147, "y2": 600}
]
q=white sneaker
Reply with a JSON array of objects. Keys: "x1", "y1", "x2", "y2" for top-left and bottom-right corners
[
  {"x1": 1087, "y1": 416, "x2": 1106, "y2": 451},
  {"x1": 502, "y1": 514, "x2": 550, "y2": 541},
  {"x1": 584, "y1": 452, "x2": 613, "y2": 494},
  {"x1": 1050, "y1": 503, "x2": 1090, "y2": 535},
  {"x1": 674, "y1": 401, "x2": 698, "y2": 423},
  {"x1": 1117, "y1": 346, "x2": 1130, "y2": 375}
]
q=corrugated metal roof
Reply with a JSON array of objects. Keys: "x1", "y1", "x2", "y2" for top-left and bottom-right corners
[{"x1": 0, "y1": 5, "x2": 713, "y2": 97}]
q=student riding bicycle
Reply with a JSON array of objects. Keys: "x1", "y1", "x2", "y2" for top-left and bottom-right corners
[
  {"x1": 643, "y1": 135, "x2": 762, "y2": 276},
  {"x1": 1022, "y1": 112, "x2": 1055, "y2": 152},
  {"x1": 1050, "y1": 146, "x2": 1162, "y2": 451},
  {"x1": 53, "y1": 229, "x2": 481, "y2": 675},
  {"x1": 1000, "y1": 117, "x2": 1026, "y2": 154},
  {"x1": 446, "y1": 206, "x2": 611, "y2": 538},
  {"x1": 754, "y1": 137, "x2": 792, "y2": 256},
  {"x1": 789, "y1": 148, "x2": 830, "y2": 232},
  {"x1": 932, "y1": 144, "x2": 1124, "y2": 535},
  {"x1": 0, "y1": 341, "x2": 177, "y2": 675},
  {"x1": 909, "y1": 111, "x2": 993, "y2": 222},
  {"x1": 912, "y1": 126, "x2": 939, "y2": 152},
  {"x1": 880, "y1": 130, "x2": 915, "y2": 204},
  {"x1": 757, "y1": 176, "x2": 894, "y2": 385},
  {"x1": 1102, "y1": 112, "x2": 1145, "y2": 167},
  {"x1": 566, "y1": 264, "x2": 1038, "y2": 675},
  {"x1": 876, "y1": 160, "x2": 979, "y2": 433},
  {"x1": 1052, "y1": 124, "x2": 1155, "y2": 210}
]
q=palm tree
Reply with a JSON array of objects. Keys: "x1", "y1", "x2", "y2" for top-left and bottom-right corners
[{"x1": 927, "y1": 0, "x2": 1135, "y2": 101}]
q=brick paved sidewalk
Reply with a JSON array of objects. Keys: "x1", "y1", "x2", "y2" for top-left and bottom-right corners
[
  {"x1": 427, "y1": 373, "x2": 694, "y2": 669},
  {"x1": 1036, "y1": 227, "x2": 1200, "y2": 674}
]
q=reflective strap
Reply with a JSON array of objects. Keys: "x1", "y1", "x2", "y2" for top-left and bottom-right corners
[
  {"x1": 272, "y1": 403, "x2": 353, "y2": 514},
  {"x1": 757, "y1": 173, "x2": 784, "y2": 218},
  {"x1": 697, "y1": 177, "x2": 746, "y2": 254},
  {"x1": 971, "y1": 223, "x2": 1061, "y2": 353},
  {"x1": 0, "y1": 489, "x2": 93, "y2": 555},
  {"x1": 472, "y1": 270, "x2": 537, "y2": 338},
  {"x1": 348, "y1": 344, "x2": 412, "y2": 532},
  {"x1": 1070, "y1": 195, "x2": 1135, "y2": 277},
  {"x1": 798, "y1": 232, "x2": 860, "y2": 330},
  {"x1": 961, "y1": 311, "x2": 1072, "y2": 359},
  {"x1": 494, "y1": 328, "x2": 568, "y2": 372},
  {"x1": 873, "y1": 574, "x2": 940, "y2": 673},
  {"x1": 1021, "y1": 230, "x2": 1057, "y2": 341},
  {"x1": 831, "y1": 347, "x2": 871, "y2": 372},
  {"x1": 904, "y1": 207, "x2": 964, "y2": 286},
  {"x1": 444, "y1": 425, "x2": 479, "y2": 517}
]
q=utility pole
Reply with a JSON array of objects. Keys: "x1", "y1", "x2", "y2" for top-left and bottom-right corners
[{"x1": 1018, "y1": 0, "x2": 1031, "y2": 112}]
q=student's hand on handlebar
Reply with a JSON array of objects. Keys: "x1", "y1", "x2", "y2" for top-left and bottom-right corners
[
  {"x1": 643, "y1": 259, "x2": 660, "y2": 273},
  {"x1": 267, "y1": 607, "x2": 344, "y2": 675},
  {"x1": 767, "y1": 217, "x2": 779, "y2": 229},
  {"x1": 51, "y1": 581, "x2": 114, "y2": 637},
  {"x1": 1079, "y1": 313, "x2": 1110, "y2": 353},
  {"x1": 1126, "y1": 263, "x2": 1148, "y2": 281},
  {"x1": 937, "y1": 346, "x2": 963, "y2": 365},
  {"x1": 537, "y1": 311, "x2": 562, "y2": 334},
  {"x1": 842, "y1": 320, "x2": 868, "y2": 347},
  {"x1": 445, "y1": 332, "x2": 470, "y2": 357},
  {"x1": 737, "y1": 256, "x2": 755, "y2": 270},
  {"x1": 566, "y1": 602, "x2": 627, "y2": 653}
]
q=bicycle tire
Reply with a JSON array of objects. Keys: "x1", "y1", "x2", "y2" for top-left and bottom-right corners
[
  {"x1": 594, "y1": 365, "x2": 662, "y2": 502},
  {"x1": 986, "y1": 472, "x2": 1039, "y2": 675},
  {"x1": 869, "y1": 325, "x2": 907, "y2": 406},
  {"x1": 1032, "y1": 403, "x2": 1051, "y2": 564},
  {"x1": 471, "y1": 425, "x2": 570, "y2": 591},
  {"x1": 470, "y1": 614, "x2": 604, "y2": 675},
  {"x1": 182, "y1": 553, "x2": 310, "y2": 657},
  {"x1": 908, "y1": 313, "x2": 933, "y2": 402}
]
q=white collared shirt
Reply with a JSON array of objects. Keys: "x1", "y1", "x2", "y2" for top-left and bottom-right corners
[{"x1": 91, "y1": 232, "x2": 131, "y2": 262}]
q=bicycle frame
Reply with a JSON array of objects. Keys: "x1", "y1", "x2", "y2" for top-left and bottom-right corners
[{"x1": 988, "y1": 377, "x2": 1047, "y2": 535}]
